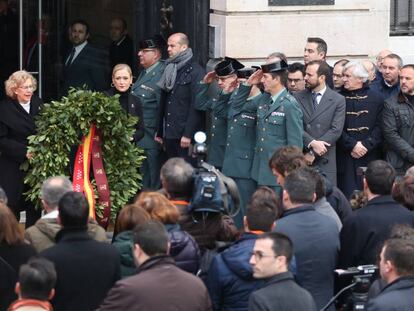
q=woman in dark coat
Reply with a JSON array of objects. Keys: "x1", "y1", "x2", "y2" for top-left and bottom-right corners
[
  {"x1": 0, "y1": 70, "x2": 42, "y2": 227},
  {"x1": 0, "y1": 203, "x2": 37, "y2": 310},
  {"x1": 136, "y1": 192, "x2": 201, "y2": 274},
  {"x1": 105, "y1": 63, "x2": 144, "y2": 143}
]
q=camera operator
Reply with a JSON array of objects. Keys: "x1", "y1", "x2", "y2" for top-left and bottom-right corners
[
  {"x1": 159, "y1": 157, "x2": 238, "y2": 252},
  {"x1": 339, "y1": 160, "x2": 414, "y2": 269},
  {"x1": 366, "y1": 237, "x2": 414, "y2": 310}
]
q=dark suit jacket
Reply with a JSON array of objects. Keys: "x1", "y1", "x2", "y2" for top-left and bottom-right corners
[
  {"x1": 339, "y1": 195, "x2": 414, "y2": 268},
  {"x1": 109, "y1": 35, "x2": 134, "y2": 69},
  {"x1": 294, "y1": 87, "x2": 346, "y2": 185},
  {"x1": 157, "y1": 58, "x2": 205, "y2": 139},
  {"x1": 274, "y1": 205, "x2": 339, "y2": 311},
  {"x1": 40, "y1": 228, "x2": 120, "y2": 311},
  {"x1": 0, "y1": 96, "x2": 42, "y2": 210},
  {"x1": 61, "y1": 43, "x2": 109, "y2": 95}
]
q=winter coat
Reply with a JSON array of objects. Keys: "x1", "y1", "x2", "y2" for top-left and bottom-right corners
[
  {"x1": 111, "y1": 230, "x2": 136, "y2": 278},
  {"x1": 206, "y1": 233, "x2": 264, "y2": 311},
  {"x1": 97, "y1": 256, "x2": 212, "y2": 311},
  {"x1": 25, "y1": 216, "x2": 107, "y2": 253},
  {"x1": 166, "y1": 224, "x2": 200, "y2": 274}
]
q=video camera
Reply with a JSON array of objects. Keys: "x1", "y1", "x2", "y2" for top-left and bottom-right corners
[
  {"x1": 322, "y1": 265, "x2": 379, "y2": 311},
  {"x1": 190, "y1": 132, "x2": 240, "y2": 217}
]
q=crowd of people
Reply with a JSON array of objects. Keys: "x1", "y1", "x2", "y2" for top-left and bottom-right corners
[{"x1": 1, "y1": 13, "x2": 414, "y2": 311}]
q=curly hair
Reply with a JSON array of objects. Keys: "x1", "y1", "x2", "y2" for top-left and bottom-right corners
[{"x1": 4, "y1": 70, "x2": 37, "y2": 100}]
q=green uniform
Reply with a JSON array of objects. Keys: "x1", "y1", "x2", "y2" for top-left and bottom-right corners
[
  {"x1": 252, "y1": 88, "x2": 303, "y2": 188},
  {"x1": 131, "y1": 61, "x2": 164, "y2": 190},
  {"x1": 195, "y1": 82, "x2": 230, "y2": 169},
  {"x1": 222, "y1": 84, "x2": 260, "y2": 228}
]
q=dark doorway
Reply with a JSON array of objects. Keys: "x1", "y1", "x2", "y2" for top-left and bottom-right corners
[{"x1": 134, "y1": 0, "x2": 210, "y2": 65}]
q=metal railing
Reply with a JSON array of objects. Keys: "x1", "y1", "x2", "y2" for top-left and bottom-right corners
[{"x1": 390, "y1": 0, "x2": 414, "y2": 35}]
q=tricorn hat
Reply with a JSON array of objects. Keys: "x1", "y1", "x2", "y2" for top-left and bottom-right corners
[
  {"x1": 261, "y1": 60, "x2": 288, "y2": 73},
  {"x1": 214, "y1": 57, "x2": 245, "y2": 77},
  {"x1": 237, "y1": 67, "x2": 259, "y2": 79},
  {"x1": 138, "y1": 35, "x2": 165, "y2": 50}
]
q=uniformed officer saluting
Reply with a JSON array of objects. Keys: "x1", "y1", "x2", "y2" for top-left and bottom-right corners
[
  {"x1": 131, "y1": 36, "x2": 165, "y2": 190},
  {"x1": 245, "y1": 60, "x2": 303, "y2": 193}
]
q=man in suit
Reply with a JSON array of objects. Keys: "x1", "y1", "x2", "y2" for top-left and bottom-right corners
[
  {"x1": 131, "y1": 37, "x2": 165, "y2": 190},
  {"x1": 274, "y1": 167, "x2": 339, "y2": 311},
  {"x1": 155, "y1": 32, "x2": 205, "y2": 162},
  {"x1": 61, "y1": 20, "x2": 108, "y2": 95},
  {"x1": 294, "y1": 60, "x2": 346, "y2": 185},
  {"x1": 40, "y1": 191, "x2": 120, "y2": 311},
  {"x1": 245, "y1": 59, "x2": 303, "y2": 193}
]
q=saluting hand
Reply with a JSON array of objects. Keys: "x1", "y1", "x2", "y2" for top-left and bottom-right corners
[
  {"x1": 203, "y1": 71, "x2": 217, "y2": 84},
  {"x1": 246, "y1": 69, "x2": 263, "y2": 86}
]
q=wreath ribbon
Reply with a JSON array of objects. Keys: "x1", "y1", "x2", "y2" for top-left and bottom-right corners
[{"x1": 73, "y1": 124, "x2": 111, "y2": 228}]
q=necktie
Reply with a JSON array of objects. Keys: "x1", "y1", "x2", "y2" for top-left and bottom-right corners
[
  {"x1": 311, "y1": 92, "x2": 320, "y2": 111},
  {"x1": 65, "y1": 48, "x2": 76, "y2": 66}
]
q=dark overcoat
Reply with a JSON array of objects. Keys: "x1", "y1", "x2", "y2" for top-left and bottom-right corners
[
  {"x1": 337, "y1": 86, "x2": 383, "y2": 198},
  {"x1": 40, "y1": 228, "x2": 120, "y2": 311},
  {"x1": 274, "y1": 205, "x2": 339, "y2": 311},
  {"x1": 0, "y1": 96, "x2": 42, "y2": 212},
  {"x1": 339, "y1": 195, "x2": 414, "y2": 268}
]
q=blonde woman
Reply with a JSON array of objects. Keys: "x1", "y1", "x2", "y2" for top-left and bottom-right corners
[
  {"x1": 105, "y1": 63, "x2": 144, "y2": 142},
  {"x1": 0, "y1": 70, "x2": 42, "y2": 227}
]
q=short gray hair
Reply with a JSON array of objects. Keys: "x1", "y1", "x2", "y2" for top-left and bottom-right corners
[
  {"x1": 41, "y1": 176, "x2": 73, "y2": 210},
  {"x1": 160, "y1": 157, "x2": 194, "y2": 199},
  {"x1": 344, "y1": 61, "x2": 369, "y2": 83}
]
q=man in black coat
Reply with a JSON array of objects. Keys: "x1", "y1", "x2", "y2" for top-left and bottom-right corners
[
  {"x1": 108, "y1": 18, "x2": 134, "y2": 70},
  {"x1": 274, "y1": 166, "x2": 339, "y2": 311},
  {"x1": 155, "y1": 32, "x2": 205, "y2": 162},
  {"x1": 61, "y1": 20, "x2": 108, "y2": 95},
  {"x1": 248, "y1": 232, "x2": 317, "y2": 311},
  {"x1": 339, "y1": 160, "x2": 414, "y2": 268},
  {"x1": 40, "y1": 192, "x2": 120, "y2": 311},
  {"x1": 367, "y1": 237, "x2": 414, "y2": 310}
]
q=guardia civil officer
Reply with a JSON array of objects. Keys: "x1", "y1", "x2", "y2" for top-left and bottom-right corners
[
  {"x1": 195, "y1": 57, "x2": 243, "y2": 169},
  {"x1": 245, "y1": 60, "x2": 303, "y2": 193},
  {"x1": 131, "y1": 37, "x2": 165, "y2": 190}
]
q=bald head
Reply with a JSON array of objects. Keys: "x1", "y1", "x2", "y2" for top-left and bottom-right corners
[
  {"x1": 376, "y1": 49, "x2": 392, "y2": 71},
  {"x1": 362, "y1": 60, "x2": 376, "y2": 82},
  {"x1": 167, "y1": 32, "x2": 189, "y2": 58}
]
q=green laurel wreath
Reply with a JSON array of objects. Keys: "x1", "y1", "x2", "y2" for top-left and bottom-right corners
[{"x1": 24, "y1": 88, "x2": 145, "y2": 220}]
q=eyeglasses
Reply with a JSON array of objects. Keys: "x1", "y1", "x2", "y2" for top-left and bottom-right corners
[
  {"x1": 251, "y1": 251, "x2": 277, "y2": 261},
  {"x1": 19, "y1": 85, "x2": 35, "y2": 91}
]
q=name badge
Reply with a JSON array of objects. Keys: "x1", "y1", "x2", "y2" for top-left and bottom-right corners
[{"x1": 271, "y1": 111, "x2": 285, "y2": 117}]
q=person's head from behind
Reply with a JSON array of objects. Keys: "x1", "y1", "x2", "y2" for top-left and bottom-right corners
[
  {"x1": 133, "y1": 220, "x2": 169, "y2": 266},
  {"x1": 115, "y1": 204, "x2": 150, "y2": 233},
  {"x1": 393, "y1": 175, "x2": 414, "y2": 211},
  {"x1": 269, "y1": 146, "x2": 307, "y2": 187},
  {"x1": 250, "y1": 232, "x2": 293, "y2": 279},
  {"x1": 307, "y1": 169, "x2": 326, "y2": 201},
  {"x1": 160, "y1": 157, "x2": 194, "y2": 200},
  {"x1": 138, "y1": 192, "x2": 180, "y2": 225},
  {"x1": 363, "y1": 160, "x2": 396, "y2": 197},
  {"x1": 58, "y1": 191, "x2": 89, "y2": 229},
  {"x1": 245, "y1": 187, "x2": 281, "y2": 232},
  {"x1": 283, "y1": 167, "x2": 316, "y2": 209},
  {"x1": 379, "y1": 238, "x2": 414, "y2": 284},
  {"x1": 16, "y1": 257, "x2": 56, "y2": 301},
  {"x1": 41, "y1": 176, "x2": 73, "y2": 213},
  {"x1": 0, "y1": 203, "x2": 25, "y2": 246}
]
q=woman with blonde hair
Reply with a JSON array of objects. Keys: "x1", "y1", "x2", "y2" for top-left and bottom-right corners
[
  {"x1": 105, "y1": 63, "x2": 144, "y2": 143},
  {"x1": 136, "y1": 192, "x2": 200, "y2": 274},
  {"x1": 0, "y1": 70, "x2": 43, "y2": 227}
]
